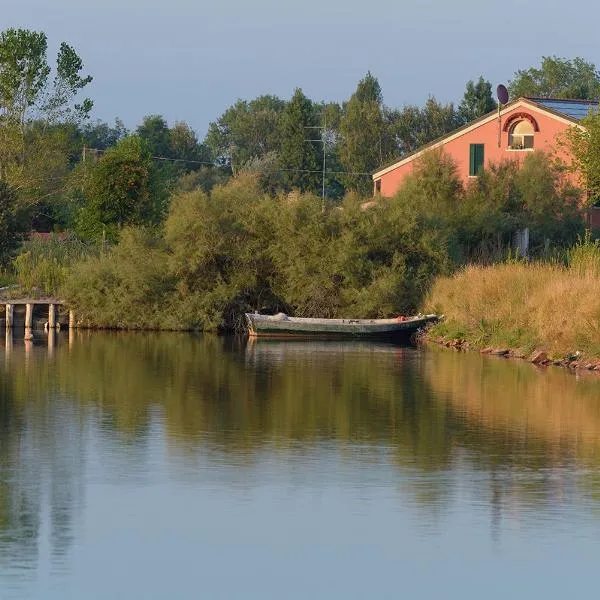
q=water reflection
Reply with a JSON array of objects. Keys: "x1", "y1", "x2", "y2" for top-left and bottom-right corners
[{"x1": 0, "y1": 332, "x2": 600, "y2": 597}]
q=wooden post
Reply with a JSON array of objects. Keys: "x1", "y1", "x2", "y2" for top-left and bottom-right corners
[
  {"x1": 47, "y1": 330, "x2": 55, "y2": 355},
  {"x1": 5, "y1": 329, "x2": 12, "y2": 357},
  {"x1": 69, "y1": 310, "x2": 75, "y2": 329},
  {"x1": 5, "y1": 304, "x2": 12, "y2": 329},
  {"x1": 24, "y1": 303, "x2": 34, "y2": 340},
  {"x1": 48, "y1": 303, "x2": 56, "y2": 329}
]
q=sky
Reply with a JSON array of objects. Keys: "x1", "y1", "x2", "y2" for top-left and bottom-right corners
[{"x1": 4, "y1": 0, "x2": 600, "y2": 138}]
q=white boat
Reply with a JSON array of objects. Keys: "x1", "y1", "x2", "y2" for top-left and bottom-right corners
[{"x1": 245, "y1": 312, "x2": 438, "y2": 339}]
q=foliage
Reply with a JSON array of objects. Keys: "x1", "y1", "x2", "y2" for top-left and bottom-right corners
[
  {"x1": 75, "y1": 136, "x2": 166, "y2": 241},
  {"x1": 0, "y1": 180, "x2": 26, "y2": 263},
  {"x1": 80, "y1": 119, "x2": 127, "y2": 150},
  {"x1": 0, "y1": 28, "x2": 93, "y2": 233},
  {"x1": 515, "y1": 151, "x2": 583, "y2": 249},
  {"x1": 425, "y1": 259, "x2": 600, "y2": 358},
  {"x1": 61, "y1": 175, "x2": 448, "y2": 330},
  {"x1": 458, "y1": 77, "x2": 497, "y2": 124},
  {"x1": 567, "y1": 230, "x2": 600, "y2": 277},
  {"x1": 12, "y1": 232, "x2": 97, "y2": 294},
  {"x1": 338, "y1": 72, "x2": 393, "y2": 195},
  {"x1": 565, "y1": 112, "x2": 600, "y2": 205},
  {"x1": 175, "y1": 165, "x2": 231, "y2": 195},
  {"x1": 509, "y1": 56, "x2": 600, "y2": 100},
  {"x1": 205, "y1": 95, "x2": 286, "y2": 169},
  {"x1": 392, "y1": 149, "x2": 585, "y2": 263},
  {"x1": 388, "y1": 97, "x2": 461, "y2": 156},
  {"x1": 61, "y1": 227, "x2": 174, "y2": 329},
  {"x1": 279, "y1": 88, "x2": 321, "y2": 193}
]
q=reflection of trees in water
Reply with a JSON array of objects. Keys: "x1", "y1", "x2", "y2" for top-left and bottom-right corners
[
  {"x1": 0, "y1": 354, "x2": 85, "y2": 572},
  {"x1": 2, "y1": 332, "x2": 600, "y2": 561},
  {"x1": 424, "y1": 347, "x2": 600, "y2": 522}
]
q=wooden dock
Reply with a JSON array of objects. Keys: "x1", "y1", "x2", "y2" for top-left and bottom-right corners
[{"x1": 1, "y1": 298, "x2": 74, "y2": 340}]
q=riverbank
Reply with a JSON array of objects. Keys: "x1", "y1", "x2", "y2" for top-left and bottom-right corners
[{"x1": 423, "y1": 259, "x2": 600, "y2": 370}]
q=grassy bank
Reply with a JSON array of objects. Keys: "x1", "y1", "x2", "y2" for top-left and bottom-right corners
[{"x1": 425, "y1": 249, "x2": 600, "y2": 359}]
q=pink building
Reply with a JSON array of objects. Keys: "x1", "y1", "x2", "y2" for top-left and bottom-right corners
[{"x1": 372, "y1": 98, "x2": 598, "y2": 224}]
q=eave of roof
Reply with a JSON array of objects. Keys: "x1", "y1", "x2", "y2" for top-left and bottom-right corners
[{"x1": 372, "y1": 97, "x2": 587, "y2": 180}]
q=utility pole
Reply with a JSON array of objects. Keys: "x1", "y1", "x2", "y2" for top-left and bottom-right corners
[{"x1": 305, "y1": 114, "x2": 327, "y2": 211}]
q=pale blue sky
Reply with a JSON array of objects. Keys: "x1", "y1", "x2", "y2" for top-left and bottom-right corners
[{"x1": 4, "y1": 0, "x2": 599, "y2": 136}]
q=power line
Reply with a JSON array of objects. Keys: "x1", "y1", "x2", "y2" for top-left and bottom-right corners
[{"x1": 83, "y1": 147, "x2": 372, "y2": 177}]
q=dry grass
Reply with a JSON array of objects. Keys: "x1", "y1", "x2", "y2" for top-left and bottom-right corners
[{"x1": 425, "y1": 261, "x2": 600, "y2": 358}]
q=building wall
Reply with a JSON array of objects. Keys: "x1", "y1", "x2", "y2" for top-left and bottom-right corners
[{"x1": 374, "y1": 103, "x2": 579, "y2": 197}]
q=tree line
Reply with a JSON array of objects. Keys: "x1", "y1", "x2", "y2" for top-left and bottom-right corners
[
  {"x1": 4, "y1": 27, "x2": 600, "y2": 259},
  {"x1": 2, "y1": 27, "x2": 600, "y2": 329}
]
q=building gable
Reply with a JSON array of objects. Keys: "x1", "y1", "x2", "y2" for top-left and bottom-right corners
[{"x1": 373, "y1": 98, "x2": 587, "y2": 197}]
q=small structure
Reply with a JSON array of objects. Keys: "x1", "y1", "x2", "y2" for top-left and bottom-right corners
[
  {"x1": 372, "y1": 97, "x2": 599, "y2": 226},
  {"x1": 2, "y1": 298, "x2": 67, "y2": 340}
]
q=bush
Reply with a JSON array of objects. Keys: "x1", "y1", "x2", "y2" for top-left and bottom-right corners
[
  {"x1": 567, "y1": 230, "x2": 600, "y2": 277},
  {"x1": 13, "y1": 233, "x2": 97, "y2": 295}
]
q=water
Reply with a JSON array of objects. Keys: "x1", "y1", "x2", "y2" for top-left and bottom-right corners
[{"x1": 1, "y1": 331, "x2": 600, "y2": 599}]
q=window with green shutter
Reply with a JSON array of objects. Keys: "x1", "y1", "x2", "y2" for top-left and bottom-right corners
[{"x1": 469, "y1": 144, "x2": 484, "y2": 176}]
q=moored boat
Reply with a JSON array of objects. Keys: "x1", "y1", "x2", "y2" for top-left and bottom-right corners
[{"x1": 245, "y1": 312, "x2": 438, "y2": 340}]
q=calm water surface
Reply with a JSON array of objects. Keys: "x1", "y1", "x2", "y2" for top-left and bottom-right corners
[{"x1": 1, "y1": 331, "x2": 600, "y2": 599}]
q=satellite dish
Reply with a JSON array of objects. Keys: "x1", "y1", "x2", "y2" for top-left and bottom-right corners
[{"x1": 497, "y1": 84, "x2": 509, "y2": 105}]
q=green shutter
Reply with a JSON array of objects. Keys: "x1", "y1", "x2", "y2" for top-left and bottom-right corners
[
  {"x1": 476, "y1": 144, "x2": 484, "y2": 174},
  {"x1": 469, "y1": 144, "x2": 484, "y2": 176}
]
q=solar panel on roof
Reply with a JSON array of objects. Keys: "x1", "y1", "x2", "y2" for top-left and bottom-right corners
[{"x1": 532, "y1": 98, "x2": 599, "y2": 120}]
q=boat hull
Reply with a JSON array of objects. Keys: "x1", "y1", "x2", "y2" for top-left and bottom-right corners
[{"x1": 245, "y1": 313, "x2": 438, "y2": 340}]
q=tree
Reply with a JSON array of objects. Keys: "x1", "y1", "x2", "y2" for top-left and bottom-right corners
[
  {"x1": 136, "y1": 115, "x2": 211, "y2": 186},
  {"x1": 388, "y1": 97, "x2": 460, "y2": 156},
  {"x1": 509, "y1": 56, "x2": 600, "y2": 100},
  {"x1": 566, "y1": 112, "x2": 600, "y2": 205},
  {"x1": 458, "y1": 77, "x2": 497, "y2": 124},
  {"x1": 278, "y1": 88, "x2": 321, "y2": 193},
  {"x1": 80, "y1": 119, "x2": 127, "y2": 151},
  {"x1": 136, "y1": 115, "x2": 171, "y2": 157},
  {"x1": 76, "y1": 136, "x2": 163, "y2": 241},
  {"x1": 0, "y1": 28, "x2": 93, "y2": 229},
  {"x1": 204, "y1": 95, "x2": 286, "y2": 169},
  {"x1": 338, "y1": 72, "x2": 393, "y2": 195},
  {"x1": 0, "y1": 28, "x2": 92, "y2": 128},
  {"x1": 0, "y1": 180, "x2": 26, "y2": 262},
  {"x1": 515, "y1": 151, "x2": 583, "y2": 248}
]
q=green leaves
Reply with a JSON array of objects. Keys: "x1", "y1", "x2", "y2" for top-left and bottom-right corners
[
  {"x1": 0, "y1": 28, "x2": 92, "y2": 125},
  {"x1": 279, "y1": 88, "x2": 321, "y2": 194},
  {"x1": 458, "y1": 77, "x2": 497, "y2": 124},
  {"x1": 76, "y1": 136, "x2": 164, "y2": 241},
  {"x1": 338, "y1": 72, "x2": 393, "y2": 195},
  {"x1": 509, "y1": 56, "x2": 600, "y2": 100},
  {"x1": 0, "y1": 28, "x2": 50, "y2": 121},
  {"x1": 566, "y1": 112, "x2": 600, "y2": 207}
]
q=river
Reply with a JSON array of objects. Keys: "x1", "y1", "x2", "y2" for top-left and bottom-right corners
[{"x1": 0, "y1": 331, "x2": 599, "y2": 599}]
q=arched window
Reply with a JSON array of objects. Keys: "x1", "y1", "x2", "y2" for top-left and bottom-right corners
[{"x1": 509, "y1": 120, "x2": 534, "y2": 150}]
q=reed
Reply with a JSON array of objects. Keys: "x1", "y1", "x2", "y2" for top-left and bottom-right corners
[{"x1": 425, "y1": 257, "x2": 600, "y2": 358}]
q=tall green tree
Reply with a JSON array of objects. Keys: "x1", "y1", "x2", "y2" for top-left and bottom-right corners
[
  {"x1": 388, "y1": 97, "x2": 460, "y2": 156},
  {"x1": 0, "y1": 28, "x2": 92, "y2": 228},
  {"x1": 509, "y1": 56, "x2": 600, "y2": 99},
  {"x1": 458, "y1": 77, "x2": 497, "y2": 124},
  {"x1": 136, "y1": 115, "x2": 171, "y2": 156},
  {"x1": 566, "y1": 112, "x2": 600, "y2": 205},
  {"x1": 279, "y1": 88, "x2": 321, "y2": 193},
  {"x1": 76, "y1": 136, "x2": 163, "y2": 241},
  {"x1": 80, "y1": 119, "x2": 127, "y2": 151},
  {"x1": 0, "y1": 180, "x2": 26, "y2": 263},
  {"x1": 338, "y1": 72, "x2": 393, "y2": 195},
  {"x1": 0, "y1": 28, "x2": 92, "y2": 129},
  {"x1": 205, "y1": 95, "x2": 286, "y2": 170}
]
